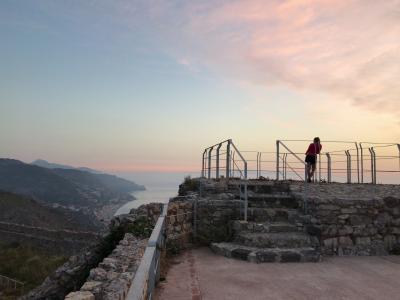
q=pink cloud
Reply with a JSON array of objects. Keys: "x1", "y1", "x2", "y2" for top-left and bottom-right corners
[{"x1": 129, "y1": 0, "x2": 400, "y2": 115}]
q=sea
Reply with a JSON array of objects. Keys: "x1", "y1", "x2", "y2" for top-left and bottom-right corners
[{"x1": 114, "y1": 171, "x2": 198, "y2": 215}]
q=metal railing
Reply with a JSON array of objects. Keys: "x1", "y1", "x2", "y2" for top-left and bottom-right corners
[
  {"x1": 276, "y1": 140, "x2": 400, "y2": 184},
  {"x1": 200, "y1": 139, "x2": 399, "y2": 215},
  {"x1": 0, "y1": 274, "x2": 25, "y2": 292},
  {"x1": 276, "y1": 140, "x2": 309, "y2": 212},
  {"x1": 202, "y1": 139, "x2": 248, "y2": 179},
  {"x1": 127, "y1": 203, "x2": 168, "y2": 300}
]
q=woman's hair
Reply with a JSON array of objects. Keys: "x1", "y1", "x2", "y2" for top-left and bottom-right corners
[{"x1": 313, "y1": 137, "x2": 320, "y2": 143}]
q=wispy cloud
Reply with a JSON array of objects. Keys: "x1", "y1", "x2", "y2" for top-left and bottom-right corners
[{"x1": 123, "y1": 0, "x2": 400, "y2": 115}]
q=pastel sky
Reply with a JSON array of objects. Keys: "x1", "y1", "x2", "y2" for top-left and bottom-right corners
[{"x1": 1, "y1": 0, "x2": 399, "y2": 173}]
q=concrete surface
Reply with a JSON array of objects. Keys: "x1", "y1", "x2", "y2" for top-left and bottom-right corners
[{"x1": 155, "y1": 247, "x2": 400, "y2": 300}]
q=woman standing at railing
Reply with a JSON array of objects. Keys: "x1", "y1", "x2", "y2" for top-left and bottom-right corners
[{"x1": 305, "y1": 137, "x2": 322, "y2": 182}]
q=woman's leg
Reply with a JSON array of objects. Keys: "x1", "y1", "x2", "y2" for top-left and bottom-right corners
[
  {"x1": 306, "y1": 163, "x2": 312, "y2": 181},
  {"x1": 310, "y1": 163, "x2": 316, "y2": 180}
]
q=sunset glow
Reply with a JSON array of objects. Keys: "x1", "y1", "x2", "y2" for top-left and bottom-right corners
[{"x1": 1, "y1": 1, "x2": 399, "y2": 173}]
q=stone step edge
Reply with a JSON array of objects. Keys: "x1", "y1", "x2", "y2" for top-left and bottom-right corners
[
  {"x1": 233, "y1": 221, "x2": 301, "y2": 233},
  {"x1": 210, "y1": 242, "x2": 321, "y2": 263}
]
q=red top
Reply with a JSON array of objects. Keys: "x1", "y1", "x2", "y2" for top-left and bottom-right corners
[{"x1": 306, "y1": 143, "x2": 322, "y2": 155}]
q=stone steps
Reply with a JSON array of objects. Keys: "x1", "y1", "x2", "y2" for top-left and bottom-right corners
[
  {"x1": 210, "y1": 242, "x2": 321, "y2": 263},
  {"x1": 233, "y1": 220, "x2": 300, "y2": 233},
  {"x1": 245, "y1": 194, "x2": 299, "y2": 209},
  {"x1": 246, "y1": 207, "x2": 298, "y2": 222},
  {"x1": 227, "y1": 181, "x2": 291, "y2": 194},
  {"x1": 234, "y1": 231, "x2": 318, "y2": 248}
]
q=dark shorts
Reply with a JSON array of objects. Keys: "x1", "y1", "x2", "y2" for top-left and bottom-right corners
[{"x1": 305, "y1": 155, "x2": 316, "y2": 165}]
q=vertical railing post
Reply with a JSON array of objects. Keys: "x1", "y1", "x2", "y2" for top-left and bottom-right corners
[
  {"x1": 368, "y1": 148, "x2": 374, "y2": 184},
  {"x1": 326, "y1": 153, "x2": 331, "y2": 183},
  {"x1": 276, "y1": 140, "x2": 280, "y2": 180},
  {"x1": 244, "y1": 181, "x2": 248, "y2": 221},
  {"x1": 347, "y1": 150, "x2": 352, "y2": 183},
  {"x1": 318, "y1": 153, "x2": 321, "y2": 182},
  {"x1": 371, "y1": 147, "x2": 377, "y2": 184},
  {"x1": 244, "y1": 161, "x2": 248, "y2": 179},
  {"x1": 216, "y1": 143, "x2": 222, "y2": 179},
  {"x1": 201, "y1": 149, "x2": 207, "y2": 178},
  {"x1": 208, "y1": 147, "x2": 213, "y2": 179},
  {"x1": 226, "y1": 140, "x2": 231, "y2": 179},
  {"x1": 258, "y1": 152, "x2": 262, "y2": 179},
  {"x1": 304, "y1": 164, "x2": 308, "y2": 213},
  {"x1": 360, "y1": 143, "x2": 364, "y2": 183},
  {"x1": 397, "y1": 144, "x2": 400, "y2": 174},
  {"x1": 355, "y1": 143, "x2": 360, "y2": 183},
  {"x1": 283, "y1": 153, "x2": 287, "y2": 180},
  {"x1": 232, "y1": 152, "x2": 235, "y2": 178}
]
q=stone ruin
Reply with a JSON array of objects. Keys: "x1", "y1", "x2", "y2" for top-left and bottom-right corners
[{"x1": 176, "y1": 178, "x2": 400, "y2": 263}]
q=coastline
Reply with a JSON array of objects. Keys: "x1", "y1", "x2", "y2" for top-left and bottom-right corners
[{"x1": 94, "y1": 195, "x2": 136, "y2": 226}]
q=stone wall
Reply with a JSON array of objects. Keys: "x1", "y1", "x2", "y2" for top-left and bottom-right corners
[
  {"x1": 195, "y1": 196, "x2": 241, "y2": 244},
  {"x1": 291, "y1": 183, "x2": 400, "y2": 255},
  {"x1": 22, "y1": 203, "x2": 163, "y2": 300},
  {"x1": 0, "y1": 222, "x2": 100, "y2": 255},
  {"x1": 65, "y1": 233, "x2": 147, "y2": 300},
  {"x1": 166, "y1": 197, "x2": 194, "y2": 253}
]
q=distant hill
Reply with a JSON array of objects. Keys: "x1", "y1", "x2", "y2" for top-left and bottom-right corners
[
  {"x1": 32, "y1": 159, "x2": 145, "y2": 192},
  {"x1": 32, "y1": 159, "x2": 101, "y2": 174},
  {"x1": 0, "y1": 159, "x2": 87, "y2": 207},
  {"x1": 0, "y1": 159, "x2": 144, "y2": 208},
  {"x1": 0, "y1": 191, "x2": 102, "y2": 231}
]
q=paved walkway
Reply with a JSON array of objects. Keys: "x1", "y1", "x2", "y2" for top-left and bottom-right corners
[{"x1": 155, "y1": 247, "x2": 400, "y2": 300}]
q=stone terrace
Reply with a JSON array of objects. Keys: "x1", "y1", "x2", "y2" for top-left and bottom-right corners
[{"x1": 155, "y1": 247, "x2": 400, "y2": 300}]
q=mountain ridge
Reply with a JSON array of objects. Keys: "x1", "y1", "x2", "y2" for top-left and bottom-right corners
[{"x1": 0, "y1": 158, "x2": 144, "y2": 209}]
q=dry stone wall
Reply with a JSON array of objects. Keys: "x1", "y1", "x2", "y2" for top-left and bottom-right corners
[
  {"x1": 166, "y1": 197, "x2": 194, "y2": 252},
  {"x1": 291, "y1": 183, "x2": 400, "y2": 255},
  {"x1": 65, "y1": 233, "x2": 147, "y2": 300}
]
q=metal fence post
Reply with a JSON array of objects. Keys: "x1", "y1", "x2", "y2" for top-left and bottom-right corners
[
  {"x1": 371, "y1": 147, "x2": 377, "y2": 184},
  {"x1": 216, "y1": 143, "x2": 222, "y2": 179},
  {"x1": 355, "y1": 142, "x2": 360, "y2": 183},
  {"x1": 283, "y1": 153, "x2": 287, "y2": 180},
  {"x1": 360, "y1": 143, "x2": 364, "y2": 183},
  {"x1": 276, "y1": 140, "x2": 280, "y2": 180},
  {"x1": 318, "y1": 154, "x2": 321, "y2": 182},
  {"x1": 368, "y1": 148, "x2": 374, "y2": 184},
  {"x1": 193, "y1": 195, "x2": 198, "y2": 242},
  {"x1": 201, "y1": 149, "x2": 207, "y2": 178},
  {"x1": 326, "y1": 153, "x2": 331, "y2": 183},
  {"x1": 244, "y1": 181, "x2": 248, "y2": 221},
  {"x1": 226, "y1": 140, "x2": 231, "y2": 178},
  {"x1": 347, "y1": 150, "x2": 352, "y2": 183},
  {"x1": 397, "y1": 144, "x2": 400, "y2": 173},
  {"x1": 208, "y1": 147, "x2": 213, "y2": 179}
]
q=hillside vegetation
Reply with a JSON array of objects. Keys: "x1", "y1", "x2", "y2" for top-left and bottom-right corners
[
  {"x1": 0, "y1": 244, "x2": 67, "y2": 299},
  {"x1": 0, "y1": 191, "x2": 101, "y2": 231}
]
